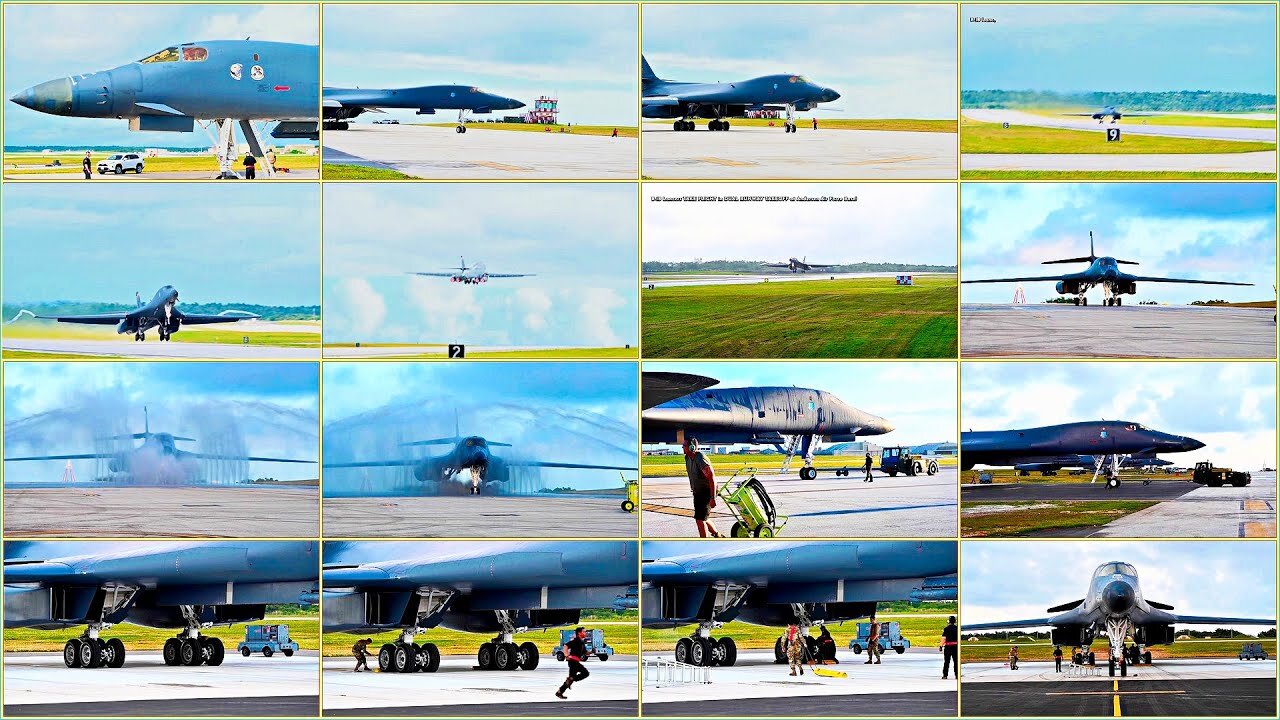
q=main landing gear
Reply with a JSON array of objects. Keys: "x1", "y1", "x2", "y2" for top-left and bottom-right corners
[
  {"x1": 455, "y1": 109, "x2": 471, "y2": 133},
  {"x1": 673, "y1": 119, "x2": 698, "y2": 131},
  {"x1": 477, "y1": 638, "x2": 540, "y2": 671},
  {"x1": 162, "y1": 634, "x2": 225, "y2": 667},
  {"x1": 63, "y1": 636, "x2": 127, "y2": 669},
  {"x1": 676, "y1": 631, "x2": 738, "y2": 667},
  {"x1": 378, "y1": 630, "x2": 443, "y2": 674}
]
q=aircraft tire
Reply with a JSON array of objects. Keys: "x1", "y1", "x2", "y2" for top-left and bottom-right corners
[
  {"x1": 205, "y1": 637, "x2": 225, "y2": 666},
  {"x1": 1082, "y1": 297, "x2": 1088, "y2": 306},
  {"x1": 80, "y1": 638, "x2": 103, "y2": 668},
  {"x1": 64, "y1": 638, "x2": 83, "y2": 668},
  {"x1": 495, "y1": 642, "x2": 518, "y2": 671},
  {"x1": 106, "y1": 638, "x2": 126, "y2": 668},
  {"x1": 393, "y1": 643, "x2": 414, "y2": 673},
  {"x1": 478, "y1": 642, "x2": 496, "y2": 670},
  {"x1": 719, "y1": 637, "x2": 738, "y2": 667},
  {"x1": 1106, "y1": 476, "x2": 1121, "y2": 489},
  {"x1": 181, "y1": 637, "x2": 203, "y2": 666},
  {"x1": 1108, "y1": 658, "x2": 1115, "y2": 676},
  {"x1": 163, "y1": 638, "x2": 181, "y2": 666},
  {"x1": 424, "y1": 642, "x2": 442, "y2": 672},
  {"x1": 1116, "y1": 297, "x2": 1122, "y2": 306},
  {"x1": 1088, "y1": 651, "x2": 1096, "y2": 664},
  {"x1": 1143, "y1": 651, "x2": 1151, "y2": 664},
  {"x1": 689, "y1": 637, "x2": 710, "y2": 667},
  {"x1": 774, "y1": 637, "x2": 787, "y2": 664},
  {"x1": 519, "y1": 642, "x2": 539, "y2": 670},
  {"x1": 675, "y1": 637, "x2": 692, "y2": 664},
  {"x1": 1120, "y1": 660, "x2": 1127, "y2": 677}
]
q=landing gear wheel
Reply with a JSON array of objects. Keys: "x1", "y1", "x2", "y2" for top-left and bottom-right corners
[
  {"x1": 1120, "y1": 660, "x2": 1127, "y2": 677},
  {"x1": 1116, "y1": 297, "x2": 1122, "y2": 307},
  {"x1": 163, "y1": 638, "x2": 181, "y2": 666},
  {"x1": 64, "y1": 638, "x2": 83, "y2": 668},
  {"x1": 774, "y1": 636, "x2": 787, "y2": 664},
  {"x1": 718, "y1": 637, "x2": 738, "y2": 667},
  {"x1": 106, "y1": 638, "x2": 126, "y2": 668},
  {"x1": 495, "y1": 642, "x2": 517, "y2": 671},
  {"x1": 800, "y1": 466, "x2": 818, "y2": 480},
  {"x1": 478, "y1": 642, "x2": 495, "y2": 670},
  {"x1": 1073, "y1": 297, "x2": 1081, "y2": 306},
  {"x1": 1106, "y1": 476, "x2": 1121, "y2": 489},
  {"x1": 379, "y1": 644, "x2": 395, "y2": 671},
  {"x1": 1088, "y1": 651, "x2": 1096, "y2": 664},
  {"x1": 423, "y1": 642, "x2": 441, "y2": 673},
  {"x1": 79, "y1": 637, "x2": 103, "y2": 668},
  {"x1": 205, "y1": 637, "x2": 225, "y2": 666},
  {"x1": 181, "y1": 637, "x2": 203, "y2": 666},
  {"x1": 1082, "y1": 297, "x2": 1088, "y2": 306},
  {"x1": 675, "y1": 637, "x2": 693, "y2": 664},
  {"x1": 519, "y1": 641, "x2": 539, "y2": 670},
  {"x1": 689, "y1": 637, "x2": 710, "y2": 667},
  {"x1": 393, "y1": 643, "x2": 414, "y2": 673},
  {"x1": 709, "y1": 638, "x2": 727, "y2": 666},
  {"x1": 1109, "y1": 658, "x2": 1116, "y2": 676}
]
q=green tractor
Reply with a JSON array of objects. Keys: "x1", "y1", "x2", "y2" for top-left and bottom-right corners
[{"x1": 879, "y1": 447, "x2": 939, "y2": 477}]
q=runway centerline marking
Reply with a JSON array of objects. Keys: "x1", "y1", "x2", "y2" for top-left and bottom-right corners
[
  {"x1": 694, "y1": 157, "x2": 757, "y2": 167},
  {"x1": 472, "y1": 161, "x2": 532, "y2": 172}
]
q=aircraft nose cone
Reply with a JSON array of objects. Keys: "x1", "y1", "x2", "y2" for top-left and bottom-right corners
[
  {"x1": 510, "y1": 99, "x2": 526, "y2": 109},
  {"x1": 11, "y1": 77, "x2": 73, "y2": 114},
  {"x1": 825, "y1": 88, "x2": 841, "y2": 101},
  {"x1": 1102, "y1": 580, "x2": 1135, "y2": 614},
  {"x1": 1182, "y1": 436, "x2": 1206, "y2": 452}
]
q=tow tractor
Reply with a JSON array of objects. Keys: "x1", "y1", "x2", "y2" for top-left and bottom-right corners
[
  {"x1": 719, "y1": 467, "x2": 788, "y2": 538},
  {"x1": 621, "y1": 475, "x2": 638, "y2": 512},
  {"x1": 879, "y1": 447, "x2": 939, "y2": 477},
  {"x1": 1192, "y1": 461, "x2": 1251, "y2": 487}
]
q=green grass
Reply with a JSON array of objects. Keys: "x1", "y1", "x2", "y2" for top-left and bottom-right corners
[
  {"x1": 961, "y1": 501, "x2": 1158, "y2": 537},
  {"x1": 3, "y1": 152, "x2": 319, "y2": 174},
  {"x1": 3, "y1": 321, "x2": 318, "y2": 347},
  {"x1": 960, "y1": 120, "x2": 1277, "y2": 155},
  {"x1": 644, "y1": 453, "x2": 957, "y2": 478},
  {"x1": 962, "y1": 637, "x2": 1276, "y2": 663},
  {"x1": 644, "y1": 605, "x2": 956, "y2": 652},
  {"x1": 4, "y1": 616, "x2": 319, "y2": 652},
  {"x1": 321, "y1": 163, "x2": 414, "y2": 180},
  {"x1": 1, "y1": 349, "x2": 106, "y2": 359},
  {"x1": 962, "y1": 170, "x2": 1275, "y2": 180},
  {"x1": 642, "y1": 275, "x2": 957, "y2": 358},
  {"x1": 323, "y1": 614, "x2": 638, "y2": 657},
  {"x1": 1026, "y1": 110, "x2": 1276, "y2": 129},
  {"x1": 706, "y1": 118, "x2": 956, "y2": 133},
  {"x1": 422, "y1": 122, "x2": 638, "y2": 138}
]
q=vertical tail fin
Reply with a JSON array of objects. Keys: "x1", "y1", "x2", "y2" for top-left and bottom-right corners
[
  {"x1": 144, "y1": 405, "x2": 150, "y2": 436},
  {"x1": 454, "y1": 407, "x2": 460, "y2": 439},
  {"x1": 641, "y1": 55, "x2": 659, "y2": 84},
  {"x1": 136, "y1": 291, "x2": 143, "y2": 308},
  {"x1": 1089, "y1": 231, "x2": 1095, "y2": 260}
]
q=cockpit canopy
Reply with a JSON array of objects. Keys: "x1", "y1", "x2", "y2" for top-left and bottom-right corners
[
  {"x1": 462, "y1": 437, "x2": 487, "y2": 448},
  {"x1": 1094, "y1": 562, "x2": 1137, "y2": 578},
  {"x1": 139, "y1": 44, "x2": 208, "y2": 64}
]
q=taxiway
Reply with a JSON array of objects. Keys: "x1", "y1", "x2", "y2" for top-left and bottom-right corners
[
  {"x1": 323, "y1": 494, "x2": 636, "y2": 537},
  {"x1": 641, "y1": 467, "x2": 957, "y2": 537},
  {"x1": 2, "y1": 650, "x2": 319, "y2": 717},
  {"x1": 2, "y1": 485, "x2": 319, "y2": 537},
  {"x1": 321, "y1": 653, "x2": 637, "y2": 716},
  {"x1": 960, "y1": 304, "x2": 1276, "y2": 358},
  {"x1": 643, "y1": 649, "x2": 957, "y2": 717},
  {"x1": 962, "y1": 109, "x2": 1278, "y2": 143},
  {"x1": 2, "y1": 337, "x2": 321, "y2": 359},
  {"x1": 642, "y1": 123, "x2": 956, "y2": 179},
  {"x1": 961, "y1": 658, "x2": 1276, "y2": 717},
  {"x1": 322, "y1": 125, "x2": 637, "y2": 179}
]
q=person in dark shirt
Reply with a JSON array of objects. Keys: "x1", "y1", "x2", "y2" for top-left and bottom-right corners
[
  {"x1": 555, "y1": 627, "x2": 591, "y2": 699},
  {"x1": 82, "y1": 151, "x2": 92, "y2": 179},
  {"x1": 941, "y1": 616, "x2": 958, "y2": 679},
  {"x1": 863, "y1": 452, "x2": 874, "y2": 482},
  {"x1": 243, "y1": 152, "x2": 257, "y2": 179},
  {"x1": 1053, "y1": 644, "x2": 1063, "y2": 672},
  {"x1": 684, "y1": 438, "x2": 723, "y2": 537}
]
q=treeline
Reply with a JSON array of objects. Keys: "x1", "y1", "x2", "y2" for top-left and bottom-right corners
[
  {"x1": 5, "y1": 302, "x2": 319, "y2": 322},
  {"x1": 643, "y1": 260, "x2": 956, "y2": 273},
  {"x1": 962, "y1": 90, "x2": 1276, "y2": 113}
]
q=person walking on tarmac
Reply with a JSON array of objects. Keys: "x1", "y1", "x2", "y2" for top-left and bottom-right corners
[
  {"x1": 82, "y1": 151, "x2": 93, "y2": 179},
  {"x1": 352, "y1": 638, "x2": 374, "y2": 672},
  {"x1": 865, "y1": 616, "x2": 883, "y2": 665},
  {"x1": 785, "y1": 624, "x2": 806, "y2": 676},
  {"x1": 941, "y1": 615, "x2": 959, "y2": 679},
  {"x1": 556, "y1": 627, "x2": 591, "y2": 699},
  {"x1": 863, "y1": 452, "x2": 874, "y2": 482},
  {"x1": 684, "y1": 438, "x2": 723, "y2": 538},
  {"x1": 243, "y1": 152, "x2": 257, "y2": 179},
  {"x1": 1053, "y1": 645, "x2": 1063, "y2": 673},
  {"x1": 1008, "y1": 645, "x2": 1019, "y2": 670}
]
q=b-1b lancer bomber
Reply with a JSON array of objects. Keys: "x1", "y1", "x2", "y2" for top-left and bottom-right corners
[
  {"x1": 1067, "y1": 106, "x2": 1155, "y2": 124},
  {"x1": 962, "y1": 231, "x2": 1252, "y2": 306},
  {"x1": 642, "y1": 371, "x2": 893, "y2": 479},
  {"x1": 409, "y1": 257, "x2": 533, "y2": 285},
  {"x1": 964, "y1": 561, "x2": 1276, "y2": 677},
  {"x1": 641, "y1": 55, "x2": 840, "y2": 133},
  {"x1": 762, "y1": 257, "x2": 836, "y2": 273},
  {"x1": 323, "y1": 84, "x2": 525, "y2": 133},
  {"x1": 35, "y1": 285, "x2": 259, "y2": 342},
  {"x1": 9, "y1": 40, "x2": 320, "y2": 177}
]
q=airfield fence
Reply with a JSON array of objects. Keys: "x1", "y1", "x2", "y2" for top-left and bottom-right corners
[{"x1": 643, "y1": 657, "x2": 713, "y2": 687}]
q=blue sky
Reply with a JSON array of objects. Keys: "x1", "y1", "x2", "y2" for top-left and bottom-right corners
[
  {"x1": 644, "y1": 361, "x2": 956, "y2": 446},
  {"x1": 963, "y1": 541, "x2": 1276, "y2": 631},
  {"x1": 3, "y1": 3, "x2": 318, "y2": 147},
  {"x1": 644, "y1": 4, "x2": 956, "y2": 119},
  {"x1": 2, "y1": 184, "x2": 320, "y2": 307},
  {"x1": 645, "y1": 183, "x2": 956, "y2": 264},
  {"x1": 963, "y1": 361, "x2": 1277, "y2": 468},
  {"x1": 4, "y1": 362, "x2": 318, "y2": 483},
  {"x1": 963, "y1": 4, "x2": 1277, "y2": 93},
  {"x1": 323, "y1": 362, "x2": 637, "y2": 491},
  {"x1": 324, "y1": 183, "x2": 636, "y2": 348},
  {"x1": 962, "y1": 183, "x2": 1276, "y2": 305},
  {"x1": 323, "y1": 3, "x2": 636, "y2": 125}
]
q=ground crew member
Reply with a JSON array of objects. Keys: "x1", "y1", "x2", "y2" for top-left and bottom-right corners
[
  {"x1": 865, "y1": 617, "x2": 882, "y2": 665},
  {"x1": 864, "y1": 452, "x2": 874, "y2": 482},
  {"x1": 82, "y1": 151, "x2": 92, "y2": 179},
  {"x1": 611, "y1": 127, "x2": 618, "y2": 138},
  {"x1": 243, "y1": 152, "x2": 257, "y2": 179},
  {"x1": 818, "y1": 625, "x2": 839, "y2": 663},
  {"x1": 1008, "y1": 645, "x2": 1019, "y2": 670},
  {"x1": 555, "y1": 627, "x2": 591, "y2": 699},
  {"x1": 1053, "y1": 645, "x2": 1063, "y2": 672},
  {"x1": 941, "y1": 615, "x2": 958, "y2": 679},
  {"x1": 812, "y1": 117, "x2": 818, "y2": 130},
  {"x1": 352, "y1": 638, "x2": 374, "y2": 672},
  {"x1": 266, "y1": 148, "x2": 277, "y2": 174},
  {"x1": 684, "y1": 438, "x2": 723, "y2": 538},
  {"x1": 785, "y1": 624, "x2": 805, "y2": 676}
]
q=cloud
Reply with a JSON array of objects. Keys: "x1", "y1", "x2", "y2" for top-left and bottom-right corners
[
  {"x1": 334, "y1": 278, "x2": 386, "y2": 338},
  {"x1": 517, "y1": 288, "x2": 553, "y2": 332},
  {"x1": 197, "y1": 4, "x2": 318, "y2": 44}
]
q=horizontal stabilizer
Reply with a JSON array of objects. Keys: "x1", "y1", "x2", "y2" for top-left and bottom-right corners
[
  {"x1": 1173, "y1": 614, "x2": 1276, "y2": 626},
  {"x1": 1042, "y1": 256, "x2": 1097, "y2": 265},
  {"x1": 1046, "y1": 598, "x2": 1085, "y2": 613},
  {"x1": 642, "y1": 371, "x2": 719, "y2": 410},
  {"x1": 1129, "y1": 276, "x2": 1253, "y2": 286},
  {"x1": 507, "y1": 460, "x2": 637, "y2": 471},
  {"x1": 2, "y1": 560, "x2": 76, "y2": 583},
  {"x1": 964, "y1": 617, "x2": 1055, "y2": 631},
  {"x1": 1148, "y1": 599, "x2": 1175, "y2": 610}
]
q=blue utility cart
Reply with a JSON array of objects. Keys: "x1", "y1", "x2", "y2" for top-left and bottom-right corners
[
  {"x1": 237, "y1": 624, "x2": 298, "y2": 658},
  {"x1": 848, "y1": 621, "x2": 910, "y2": 655},
  {"x1": 553, "y1": 628, "x2": 613, "y2": 661}
]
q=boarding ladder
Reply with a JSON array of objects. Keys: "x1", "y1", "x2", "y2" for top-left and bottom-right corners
[{"x1": 642, "y1": 657, "x2": 713, "y2": 687}]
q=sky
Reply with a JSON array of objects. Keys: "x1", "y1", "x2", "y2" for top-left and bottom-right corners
[
  {"x1": 963, "y1": 4, "x2": 1277, "y2": 93},
  {"x1": 324, "y1": 183, "x2": 637, "y2": 349},
  {"x1": 323, "y1": 362, "x2": 638, "y2": 491},
  {"x1": 644, "y1": 361, "x2": 957, "y2": 447},
  {"x1": 962, "y1": 361, "x2": 1277, "y2": 469},
  {"x1": 644, "y1": 183, "x2": 956, "y2": 265},
  {"x1": 644, "y1": 4, "x2": 956, "y2": 119},
  {"x1": 323, "y1": 4, "x2": 636, "y2": 125},
  {"x1": 2, "y1": 184, "x2": 320, "y2": 307},
  {"x1": 3, "y1": 3, "x2": 319, "y2": 147},
  {"x1": 963, "y1": 541, "x2": 1276, "y2": 632},
  {"x1": 3, "y1": 362, "x2": 319, "y2": 483},
  {"x1": 961, "y1": 183, "x2": 1277, "y2": 305}
]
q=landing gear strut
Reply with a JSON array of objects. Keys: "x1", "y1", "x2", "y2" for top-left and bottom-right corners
[
  {"x1": 160, "y1": 606, "x2": 225, "y2": 667},
  {"x1": 378, "y1": 629, "x2": 443, "y2": 674},
  {"x1": 455, "y1": 109, "x2": 471, "y2": 134},
  {"x1": 476, "y1": 610, "x2": 539, "y2": 671},
  {"x1": 61, "y1": 587, "x2": 137, "y2": 668},
  {"x1": 783, "y1": 103, "x2": 798, "y2": 133}
]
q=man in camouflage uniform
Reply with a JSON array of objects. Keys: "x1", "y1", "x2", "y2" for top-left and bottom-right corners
[{"x1": 786, "y1": 624, "x2": 806, "y2": 676}]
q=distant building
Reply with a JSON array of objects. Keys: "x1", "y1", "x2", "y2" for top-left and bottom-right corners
[{"x1": 525, "y1": 95, "x2": 559, "y2": 124}]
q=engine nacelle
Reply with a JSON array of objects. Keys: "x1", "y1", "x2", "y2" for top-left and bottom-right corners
[
  {"x1": 1056, "y1": 280, "x2": 1080, "y2": 295},
  {"x1": 1134, "y1": 623, "x2": 1175, "y2": 645},
  {"x1": 1115, "y1": 281, "x2": 1137, "y2": 295},
  {"x1": 1051, "y1": 625, "x2": 1091, "y2": 646}
]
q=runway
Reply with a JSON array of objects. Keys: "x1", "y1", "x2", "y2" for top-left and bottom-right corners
[
  {"x1": 642, "y1": 123, "x2": 957, "y2": 179},
  {"x1": 2, "y1": 485, "x2": 319, "y2": 537},
  {"x1": 960, "y1": 304, "x2": 1277, "y2": 358},
  {"x1": 323, "y1": 494, "x2": 637, "y2": 537},
  {"x1": 321, "y1": 654, "x2": 637, "y2": 716},
  {"x1": 2, "y1": 650, "x2": 319, "y2": 717},
  {"x1": 961, "y1": 659, "x2": 1276, "y2": 717},
  {"x1": 2, "y1": 337, "x2": 321, "y2": 359},
  {"x1": 644, "y1": 272, "x2": 947, "y2": 288},
  {"x1": 962, "y1": 109, "x2": 1278, "y2": 143},
  {"x1": 641, "y1": 467, "x2": 957, "y2": 537},
  {"x1": 643, "y1": 649, "x2": 957, "y2": 717},
  {"x1": 322, "y1": 124, "x2": 637, "y2": 179},
  {"x1": 963, "y1": 152, "x2": 1276, "y2": 174},
  {"x1": 323, "y1": 344, "x2": 634, "y2": 358}
]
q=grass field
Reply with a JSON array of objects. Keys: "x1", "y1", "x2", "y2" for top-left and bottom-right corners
[
  {"x1": 642, "y1": 275, "x2": 957, "y2": 358},
  {"x1": 3, "y1": 321, "x2": 319, "y2": 347},
  {"x1": 644, "y1": 453, "x2": 958, "y2": 478},
  {"x1": 961, "y1": 501, "x2": 1159, "y2": 537},
  {"x1": 321, "y1": 163, "x2": 414, "y2": 180},
  {"x1": 3, "y1": 152, "x2": 319, "y2": 175},
  {"x1": 1, "y1": 350, "x2": 101, "y2": 359},
  {"x1": 962, "y1": 638, "x2": 1276, "y2": 663},
  {"x1": 644, "y1": 604, "x2": 957, "y2": 652},
  {"x1": 962, "y1": 170, "x2": 1275, "y2": 180},
  {"x1": 694, "y1": 118, "x2": 956, "y2": 133},
  {"x1": 422, "y1": 122, "x2": 638, "y2": 138},
  {"x1": 322, "y1": 613, "x2": 638, "y2": 658},
  {"x1": 960, "y1": 120, "x2": 1277, "y2": 155},
  {"x1": 4, "y1": 616, "x2": 320, "y2": 653}
]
